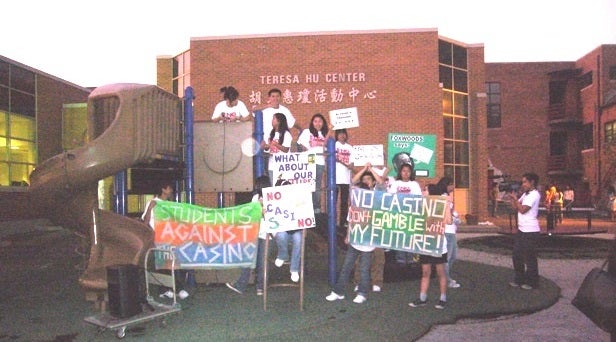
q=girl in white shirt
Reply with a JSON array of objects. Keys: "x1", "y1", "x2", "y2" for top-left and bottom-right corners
[{"x1": 262, "y1": 113, "x2": 292, "y2": 182}]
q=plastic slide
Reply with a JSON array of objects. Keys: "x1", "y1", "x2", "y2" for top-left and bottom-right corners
[{"x1": 29, "y1": 83, "x2": 183, "y2": 292}]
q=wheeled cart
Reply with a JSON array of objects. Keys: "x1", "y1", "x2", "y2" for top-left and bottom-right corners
[{"x1": 84, "y1": 247, "x2": 182, "y2": 339}]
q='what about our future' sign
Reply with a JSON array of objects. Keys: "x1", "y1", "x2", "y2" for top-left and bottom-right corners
[
  {"x1": 348, "y1": 188, "x2": 447, "y2": 256},
  {"x1": 152, "y1": 200, "x2": 262, "y2": 269}
]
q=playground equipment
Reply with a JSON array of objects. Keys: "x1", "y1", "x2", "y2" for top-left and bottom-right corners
[{"x1": 29, "y1": 84, "x2": 183, "y2": 298}]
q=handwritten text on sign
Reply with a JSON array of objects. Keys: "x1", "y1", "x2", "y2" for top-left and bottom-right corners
[
  {"x1": 348, "y1": 188, "x2": 447, "y2": 256},
  {"x1": 262, "y1": 184, "x2": 315, "y2": 233},
  {"x1": 272, "y1": 152, "x2": 317, "y2": 191},
  {"x1": 153, "y1": 201, "x2": 262, "y2": 269}
]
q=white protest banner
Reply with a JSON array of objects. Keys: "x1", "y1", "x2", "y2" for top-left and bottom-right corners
[
  {"x1": 352, "y1": 144, "x2": 384, "y2": 166},
  {"x1": 329, "y1": 107, "x2": 359, "y2": 130},
  {"x1": 271, "y1": 152, "x2": 317, "y2": 191},
  {"x1": 262, "y1": 184, "x2": 315, "y2": 233}
]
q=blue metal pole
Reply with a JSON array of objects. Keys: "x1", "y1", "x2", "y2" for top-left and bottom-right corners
[
  {"x1": 183, "y1": 87, "x2": 196, "y2": 289},
  {"x1": 326, "y1": 137, "x2": 337, "y2": 286},
  {"x1": 184, "y1": 87, "x2": 195, "y2": 204},
  {"x1": 253, "y1": 110, "x2": 264, "y2": 178},
  {"x1": 114, "y1": 170, "x2": 127, "y2": 215}
]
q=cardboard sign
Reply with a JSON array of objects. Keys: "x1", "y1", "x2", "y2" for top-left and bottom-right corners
[
  {"x1": 262, "y1": 184, "x2": 315, "y2": 233},
  {"x1": 329, "y1": 107, "x2": 359, "y2": 129},
  {"x1": 352, "y1": 144, "x2": 384, "y2": 166}
]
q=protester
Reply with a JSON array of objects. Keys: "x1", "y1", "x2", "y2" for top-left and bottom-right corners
[
  {"x1": 225, "y1": 176, "x2": 271, "y2": 295},
  {"x1": 211, "y1": 86, "x2": 251, "y2": 122},
  {"x1": 273, "y1": 179, "x2": 303, "y2": 282},
  {"x1": 326, "y1": 164, "x2": 386, "y2": 304},
  {"x1": 436, "y1": 176, "x2": 461, "y2": 289},
  {"x1": 141, "y1": 181, "x2": 189, "y2": 300},
  {"x1": 408, "y1": 183, "x2": 449, "y2": 309},
  {"x1": 297, "y1": 113, "x2": 333, "y2": 213},
  {"x1": 262, "y1": 113, "x2": 292, "y2": 182},
  {"x1": 352, "y1": 163, "x2": 388, "y2": 293},
  {"x1": 509, "y1": 172, "x2": 541, "y2": 290},
  {"x1": 334, "y1": 129, "x2": 353, "y2": 235}
]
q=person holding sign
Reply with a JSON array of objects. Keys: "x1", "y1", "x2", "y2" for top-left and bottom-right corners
[
  {"x1": 436, "y1": 176, "x2": 462, "y2": 289},
  {"x1": 262, "y1": 113, "x2": 292, "y2": 182},
  {"x1": 326, "y1": 168, "x2": 386, "y2": 304},
  {"x1": 273, "y1": 179, "x2": 304, "y2": 283},
  {"x1": 211, "y1": 86, "x2": 251, "y2": 122},
  {"x1": 408, "y1": 184, "x2": 449, "y2": 310},
  {"x1": 334, "y1": 129, "x2": 353, "y2": 233},
  {"x1": 141, "y1": 181, "x2": 189, "y2": 300},
  {"x1": 388, "y1": 162, "x2": 422, "y2": 265},
  {"x1": 352, "y1": 163, "x2": 388, "y2": 293},
  {"x1": 226, "y1": 176, "x2": 271, "y2": 296},
  {"x1": 297, "y1": 113, "x2": 333, "y2": 213}
]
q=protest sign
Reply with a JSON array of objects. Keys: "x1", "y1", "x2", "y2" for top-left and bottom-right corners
[
  {"x1": 352, "y1": 144, "x2": 384, "y2": 166},
  {"x1": 152, "y1": 200, "x2": 262, "y2": 269},
  {"x1": 347, "y1": 188, "x2": 447, "y2": 256},
  {"x1": 262, "y1": 184, "x2": 315, "y2": 233},
  {"x1": 387, "y1": 133, "x2": 436, "y2": 178},
  {"x1": 329, "y1": 107, "x2": 359, "y2": 129},
  {"x1": 271, "y1": 152, "x2": 317, "y2": 191}
]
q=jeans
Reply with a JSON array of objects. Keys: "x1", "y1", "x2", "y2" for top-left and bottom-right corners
[
  {"x1": 233, "y1": 238, "x2": 266, "y2": 292},
  {"x1": 275, "y1": 230, "x2": 303, "y2": 272},
  {"x1": 313, "y1": 164, "x2": 324, "y2": 212},
  {"x1": 444, "y1": 233, "x2": 457, "y2": 282},
  {"x1": 333, "y1": 246, "x2": 372, "y2": 297},
  {"x1": 512, "y1": 231, "x2": 540, "y2": 287},
  {"x1": 354, "y1": 247, "x2": 385, "y2": 287}
]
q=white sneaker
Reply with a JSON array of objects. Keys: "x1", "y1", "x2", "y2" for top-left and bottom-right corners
[
  {"x1": 372, "y1": 285, "x2": 381, "y2": 292},
  {"x1": 178, "y1": 290, "x2": 189, "y2": 299},
  {"x1": 291, "y1": 272, "x2": 300, "y2": 282},
  {"x1": 354, "y1": 285, "x2": 359, "y2": 292},
  {"x1": 353, "y1": 294, "x2": 367, "y2": 304},
  {"x1": 448, "y1": 280, "x2": 461, "y2": 288},
  {"x1": 159, "y1": 290, "x2": 174, "y2": 299},
  {"x1": 274, "y1": 258, "x2": 285, "y2": 267},
  {"x1": 326, "y1": 291, "x2": 344, "y2": 301}
]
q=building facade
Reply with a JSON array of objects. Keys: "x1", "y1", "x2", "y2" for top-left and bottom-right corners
[
  {"x1": 486, "y1": 45, "x2": 616, "y2": 208},
  {"x1": 157, "y1": 29, "x2": 489, "y2": 218},
  {"x1": 0, "y1": 55, "x2": 91, "y2": 220}
]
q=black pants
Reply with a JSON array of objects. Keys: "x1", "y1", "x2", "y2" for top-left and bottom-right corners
[
  {"x1": 337, "y1": 184, "x2": 350, "y2": 229},
  {"x1": 512, "y1": 231, "x2": 540, "y2": 287}
]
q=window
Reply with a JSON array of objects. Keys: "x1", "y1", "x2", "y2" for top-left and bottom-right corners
[
  {"x1": 579, "y1": 71, "x2": 592, "y2": 89},
  {"x1": 609, "y1": 65, "x2": 616, "y2": 80},
  {"x1": 549, "y1": 81, "x2": 566, "y2": 105},
  {"x1": 439, "y1": 39, "x2": 469, "y2": 189},
  {"x1": 606, "y1": 120, "x2": 616, "y2": 144},
  {"x1": 582, "y1": 123, "x2": 593, "y2": 150},
  {"x1": 550, "y1": 131, "x2": 567, "y2": 156},
  {"x1": 0, "y1": 62, "x2": 37, "y2": 187},
  {"x1": 486, "y1": 82, "x2": 501, "y2": 128}
]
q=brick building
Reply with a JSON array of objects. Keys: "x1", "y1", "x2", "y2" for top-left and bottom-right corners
[
  {"x1": 486, "y1": 45, "x2": 616, "y2": 208},
  {"x1": 157, "y1": 29, "x2": 489, "y2": 218},
  {"x1": 0, "y1": 55, "x2": 91, "y2": 220}
]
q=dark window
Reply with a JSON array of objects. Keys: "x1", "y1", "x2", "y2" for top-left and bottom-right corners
[
  {"x1": 550, "y1": 131, "x2": 567, "y2": 156},
  {"x1": 486, "y1": 82, "x2": 501, "y2": 128},
  {"x1": 10, "y1": 90, "x2": 35, "y2": 117},
  {"x1": 579, "y1": 71, "x2": 592, "y2": 89},
  {"x1": 438, "y1": 40, "x2": 452, "y2": 65},
  {"x1": 439, "y1": 65, "x2": 452, "y2": 89},
  {"x1": 454, "y1": 93, "x2": 468, "y2": 116},
  {"x1": 0, "y1": 60, "x2": 9, "y2": 87},
  {"x1": 10, "y1": 66, "x2": 35, "y2": 94},
  {"x1": 582, "y1": 123, "x2": 593, "y2": 149},
  {"x1": 0, "y1": 86, "x2": 8, "y2": 112},
  {"x1": 609, "y1": 65, "x2": 616, "y2": 80},
  {"x1": 549, "y1": 81, "x2": 566, "y2": 104},
  {"x1": 606, "y1": 120, "x2": 616, "y2": 144},
  {"x1": 453, "y1": 69, "x2": 467, "y2": 92},
  {"x1": 452, "y1": 44, "x2": 467, "y2": 69}
]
